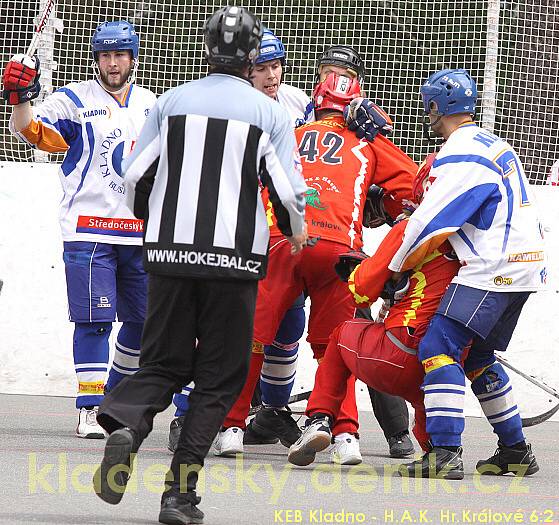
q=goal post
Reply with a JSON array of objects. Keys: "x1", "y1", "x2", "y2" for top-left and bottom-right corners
[{"x1": 0, "y1": 0, "x2": 557, "y2": 183}]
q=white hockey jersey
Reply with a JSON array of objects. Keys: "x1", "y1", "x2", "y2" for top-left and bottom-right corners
[
  {"x1": 389, "y1": 123, "x2": 546, "y2": 292},
  {"x1": 276, "y1": 83, "x2": 314, "y2": 127},
  {"x1": 10, "y1": 79, "x2": 156, "y2": 245}
]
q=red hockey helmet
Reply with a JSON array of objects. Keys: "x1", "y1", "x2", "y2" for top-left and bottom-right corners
[
  {"x1": 412, "y1": 150, "x2": 438, "y2": 204},
  {"x1": 312, "y1": 72, "x2": 361, "y2": 112}
]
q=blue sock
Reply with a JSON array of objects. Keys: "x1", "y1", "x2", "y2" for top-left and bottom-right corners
[
  {"x1": 105, "y1": 322, "x2": 142, "y2": 393},
  {"x1": 73, "y1": 322, "x2": 111, "y2": 408},
  {"x1": 173, "y1": 384, "x2": 194, "y2": 417}
]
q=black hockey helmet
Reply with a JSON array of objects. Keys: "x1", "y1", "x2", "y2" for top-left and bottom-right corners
[
  {"x1": 203, "y1": 6, "x2": 263, "y2": 69},
  {"x1": 317, "y1": 45, "x2": 365, "y2": 84}
]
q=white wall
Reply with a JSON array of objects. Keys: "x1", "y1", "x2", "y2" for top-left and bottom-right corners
[{"x1": 1, "y1": 162, "x2": 557, "y2": 421}]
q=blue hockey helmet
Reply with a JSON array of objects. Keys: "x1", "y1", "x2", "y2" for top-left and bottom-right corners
[
  {"x1": 256, "y1": 28, "x2": 285, "y2": 64},
  {"x1": 420, "y1": 68, "x2": 477, "y2": 117},
  {"x1": 92, "y1": 21, "x2": 139, "y2": 60}
]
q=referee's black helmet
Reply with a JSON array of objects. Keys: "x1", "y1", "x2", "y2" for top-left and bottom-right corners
[{"x1": 204, "y1": 6, "x2": 263, "y2": 69}]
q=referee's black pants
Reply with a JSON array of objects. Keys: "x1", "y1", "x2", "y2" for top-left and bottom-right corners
[{"x1": 97, "y1": 273, "x2": 258, "y2": 495}]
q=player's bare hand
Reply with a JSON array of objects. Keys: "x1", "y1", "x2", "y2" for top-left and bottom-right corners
[{"x1": 288, "y1": 223, "x2": 308, "y2": 254}]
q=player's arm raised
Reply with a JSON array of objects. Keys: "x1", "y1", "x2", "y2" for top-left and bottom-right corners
[{"x1": 2, "y1": 54, "x2": 41, "y2": 130}]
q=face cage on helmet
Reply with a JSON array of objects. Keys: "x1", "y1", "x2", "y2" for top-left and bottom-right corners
[{"x1": 312, "y1": 73, "x2": 361, "y2": 112}]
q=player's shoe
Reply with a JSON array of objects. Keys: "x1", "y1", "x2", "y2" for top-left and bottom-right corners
[
  {"x1": 475, "y1": 442, "x2": 539, "y2": 476},
  {"x1": 93, "y1": 427, "x2": 138, "y2": 504},
  {"x1": 388, "y1": 431, "x2": 415, "y2": 458},
  {"x1": 167, "y1": 416, "x2": 185, "y2": 453},
  {"x1": 213, "y1": 427, "x2": 244, "y2": 456},
  {"x1": 76, "y1": 407, "x2": 107, "y2": 439},
  {"x1": 288, "y1": 414, "x2": 332, "y2": 466},
  {"x1": 331, "y1": 433, "x2": 362, "y2": 465},
  {"x1": 398, "y1": 446, "x2": 464, "y2": 480},
  {"x1": 243, "y1": 418, "x2": 279, "y2": 445},
  {"x1": 251, "y1": 406, "x2": 302, "y2": 447},
  {"x1": 159, "y1": 492, "x2": 204, "y2": 525}
]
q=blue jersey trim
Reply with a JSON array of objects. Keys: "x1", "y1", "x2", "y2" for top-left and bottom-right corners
[
  {"x1": 68, "y1": 121, "x2": 95, "y2": 210},
  {"x1": 407, "y1": 183, "x2": 499, "y2": 254},
  {"x1": 56, "y1": 87, "x2": 85, "y2": 108},
  {"x1": 433, "y1": 154, "x2": 502, "y2": 176},
  {"x1": 457, "y1": 230, "x2": 479, "y2": 256},
  {"x1": 123, "y1": 84, "x2": 133, "y2": 107},
  {"x1": 501, "y1": 176, "x2": 514, "y2": 253}
]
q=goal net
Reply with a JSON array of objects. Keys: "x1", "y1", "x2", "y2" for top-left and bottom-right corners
[{"x1": 1, "y1": 0, "x2": 558, "y2": 184}]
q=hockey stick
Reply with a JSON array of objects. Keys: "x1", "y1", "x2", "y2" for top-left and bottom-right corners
[
  {"x1": 26, "y1": 0, "x2": 56, "y2": 57},
  {"x1": 248, "y1": 390, "x2": 312, "y2": 416},
  {"x1": 495, "y1": 355, "x2": 559, "y2": 427}
]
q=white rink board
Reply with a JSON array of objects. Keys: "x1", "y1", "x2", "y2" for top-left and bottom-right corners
[{"x1": 1, "y1": 162, "x2": 558, "y2": 422}]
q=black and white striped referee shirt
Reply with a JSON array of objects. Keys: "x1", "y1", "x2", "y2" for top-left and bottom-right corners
[{"x1": 123, "y1": 73, "x2": 307, "y2": 280}]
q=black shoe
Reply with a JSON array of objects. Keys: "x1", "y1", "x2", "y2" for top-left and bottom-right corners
[
  {"x1": 159, "y1": 493, "x2": 204, "y2": 525},
  {"x1": 388, "y1": 431, "x2": 415, "y2": 458},
  {"x1": 168, "y1": 416, "x2": 185, "y2": 453},
  {"x1": 476, "y1": 442, "x2": 539, "y2": 476},
  {"x1": 243, "y1": 418, "x2": 279, "y2": 445},
  {"x1": 252, "y1": 406, "x2": 302, "y2": 447},
  {"x1": 93, "y1": 427, "x2": 138, "y2": 504},
  {"x1": 398, "y1": 447, "x2": 464, "y2": 480}
]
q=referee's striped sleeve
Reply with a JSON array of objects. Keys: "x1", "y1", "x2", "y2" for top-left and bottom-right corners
[{"x1": 260, "y1": 113, "x2": 306, "y2": 237}]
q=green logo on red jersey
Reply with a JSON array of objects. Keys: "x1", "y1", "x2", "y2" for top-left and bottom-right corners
[{"x1": 305, "y1": 188, "x2": 327, "y2": 210}]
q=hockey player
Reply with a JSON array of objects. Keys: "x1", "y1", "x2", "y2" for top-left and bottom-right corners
[
  {"x1": 2, "y1": 21, "x2": 156, "y2": 438},
  {"x1": 93, "y1": 7, "x2": 306, "y2": 522},
  {"x1": 214, "y1": 63, "x2": 416, "y2": 464},
  {"x1": 210, "y1": 42, "x2": 410, "y2": 460},
  {"x1": 389, "y1": 69, "x2": 544, "y2": 478},
  {"x1": 288, "y1": 153, "x2": 463, "y2": 467}
]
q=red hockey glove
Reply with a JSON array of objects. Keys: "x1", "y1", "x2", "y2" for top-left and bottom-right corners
[
  {"x1": 2, "y1": 54, "x2": 41, "y2": 105},
  {"x1": 335, "y1": 250, "x2": 369, "y2": 282}
]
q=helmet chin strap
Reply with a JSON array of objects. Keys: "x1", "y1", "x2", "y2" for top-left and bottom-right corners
[
  {"x1": 92, "y1": 58, "x2": 138, "y2": 93},
  {"x1": 422, "y1": 113, "x2": 445, "y2": 145}
]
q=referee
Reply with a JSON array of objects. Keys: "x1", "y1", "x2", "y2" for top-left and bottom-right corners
[{"x1": 93, "y1": 6, "x2": 307, "y2": 524}]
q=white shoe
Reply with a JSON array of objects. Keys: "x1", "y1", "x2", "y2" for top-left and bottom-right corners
[
  {"x1": 76, "y1": 407, "x2": 107, "y2": 439},
  {"x1": 331, "y1": 433, "x2": 362, "y2": 465},
  {"x1": 288, "y1": 416, "x2": 332, "y2": 466},
  {"x1": 213, "y1": 427, "x2": 244, "y2": 456}
]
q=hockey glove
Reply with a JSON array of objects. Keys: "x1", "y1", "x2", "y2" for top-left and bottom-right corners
[
  {"x1": 344, "y1": 97, "x2": 393, "y2": 142},
  {"x1": 2, "y1": 54, "x2": 41, "y2": 105},
  {"x1": 363, "y1": 184, "x2": 394, "y2": 228},
  {"x1": 335, "y1": 250, "x2": 369, "y2": 282},
  {"x1": 380, "y1": 272, "x2": 411, "y2": 307}
]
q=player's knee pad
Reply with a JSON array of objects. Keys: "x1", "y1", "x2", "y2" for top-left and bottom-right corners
[
  {"x1": 418, "y1": 314, "x2": 470, "y2": 364},
  {"x1": 74, "y1": 322, "x2": 112, "y2": 350},
  {"x1": 274, "y1": 304, "x2": 306, "y2": 347}
]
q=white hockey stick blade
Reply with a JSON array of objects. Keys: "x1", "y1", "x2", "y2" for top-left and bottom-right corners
[{"x1": 26, "y1": 0, "x2": 56, "y2": 56}]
